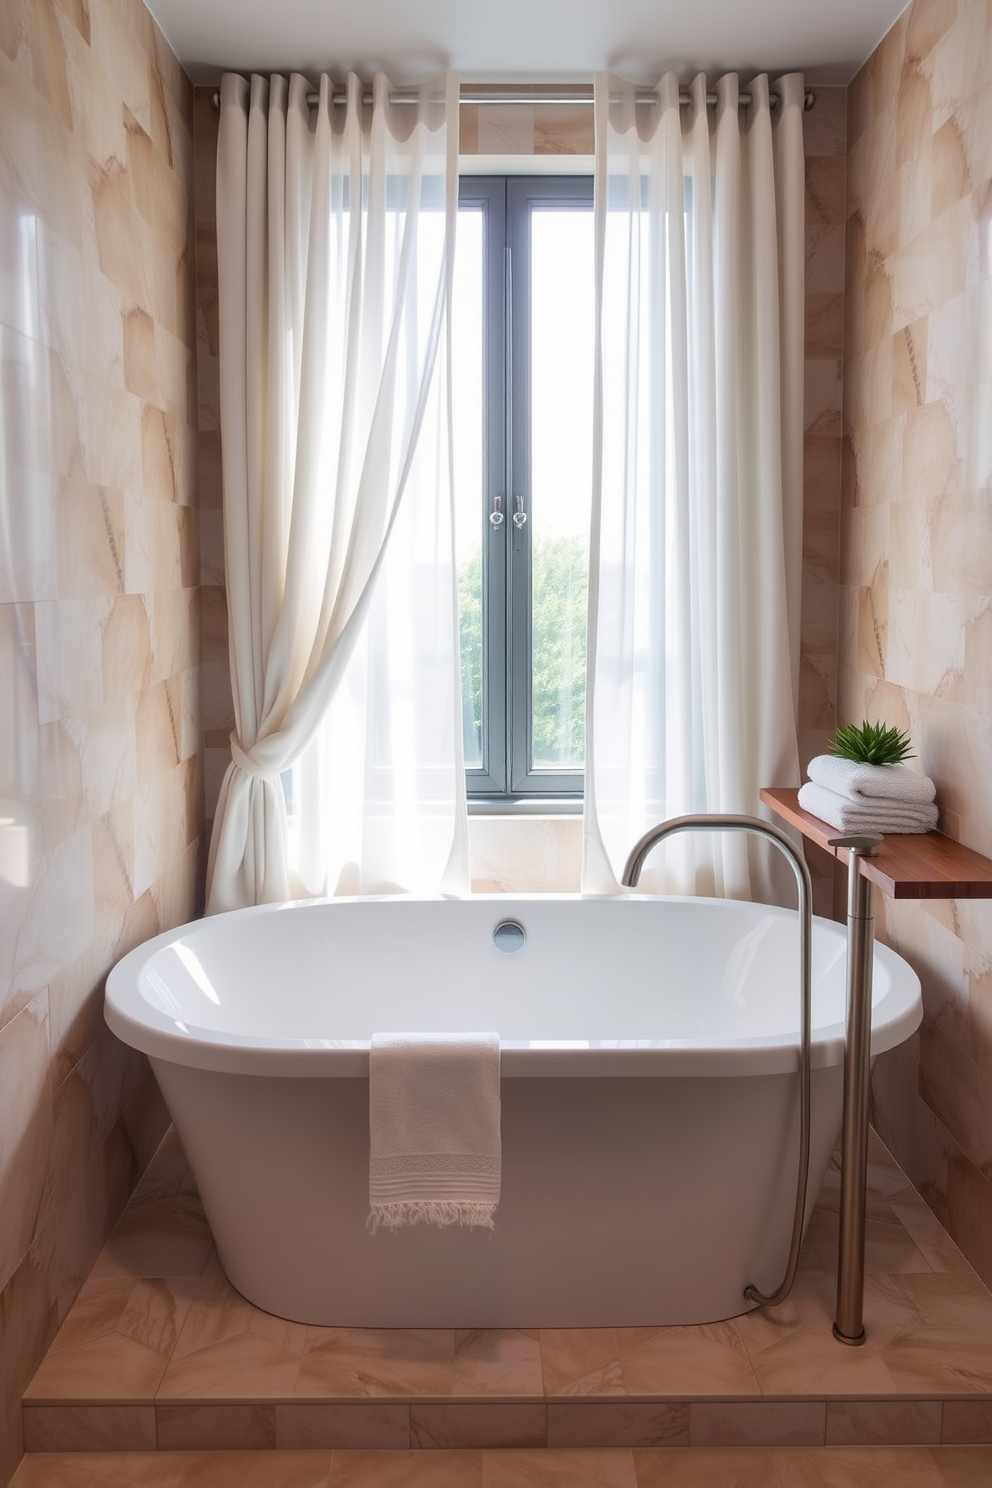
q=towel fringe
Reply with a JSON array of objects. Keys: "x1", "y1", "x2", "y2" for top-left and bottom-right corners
[{"x1": 367, "y1": 1200, "x2": 497, "y2": 1235}]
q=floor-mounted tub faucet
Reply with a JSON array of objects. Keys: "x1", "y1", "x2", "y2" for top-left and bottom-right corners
[{"x1": 621, "y1": 813, "x2": 813, "y2": 1311}]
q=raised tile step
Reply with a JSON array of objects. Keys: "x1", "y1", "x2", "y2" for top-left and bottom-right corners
[
  {"x1": 20, "y1": 1395, "x2": 992, "y2": 1454},
  {"x1": 21, "y1": 1130, "x2": 992, "y2": 1457},
  {"x1": 11, "y1": 1445, "x2": 992, "y2": 1487}
]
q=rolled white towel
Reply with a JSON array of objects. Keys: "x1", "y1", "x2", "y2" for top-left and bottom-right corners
[
  {"x1": 807, "y1": 755, "x2": 936, "y2": 805},
  {"x1": 798, "y1": 781, "x2": 938, "y2": 835}
]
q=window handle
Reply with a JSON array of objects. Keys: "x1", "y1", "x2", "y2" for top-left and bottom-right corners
[
  {"x1": 489, "y1": 494, "x2": 505, "y2": 528},
  {"x1": 512, "y1": 494, "x2": 527, "y2": 528}
]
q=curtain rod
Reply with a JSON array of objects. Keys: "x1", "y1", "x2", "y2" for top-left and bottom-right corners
[{"x1": 210, "y1": 83, "x2": 817, "y2": 112}]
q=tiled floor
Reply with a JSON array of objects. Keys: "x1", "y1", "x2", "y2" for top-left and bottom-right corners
[
  {"x1": 11, "y1": 1446, "x2": 992, "y2": 1486},
  {"x1": 19, "y1": 1127, "x2": 992, "y2": 1470}
]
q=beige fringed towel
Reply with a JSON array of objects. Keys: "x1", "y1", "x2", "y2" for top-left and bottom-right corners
[{"x1": 368, "y1": 1032, "x2": 501, "y2": 1233}]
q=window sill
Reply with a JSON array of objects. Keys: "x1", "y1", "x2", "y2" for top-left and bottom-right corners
[{"x1": 468, "y1": 796, "x2": 583, "y2": 816}]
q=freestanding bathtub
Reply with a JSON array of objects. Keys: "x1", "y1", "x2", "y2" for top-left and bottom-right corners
[{"x1": 105, "y1": 893, "x2": 921, "y2": 1327}]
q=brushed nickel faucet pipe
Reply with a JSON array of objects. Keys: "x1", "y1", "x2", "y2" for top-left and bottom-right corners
[
  {"x1": 828, "y1": 833, "x2": 882, "y2": 1346},
  {"x1": 621, "y1": 813, "x2": 812, "y2": 1309}
]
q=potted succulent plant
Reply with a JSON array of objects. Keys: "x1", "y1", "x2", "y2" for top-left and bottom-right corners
[{"x1": 829, "y1": 720, "x2": 915, "y2": 766}]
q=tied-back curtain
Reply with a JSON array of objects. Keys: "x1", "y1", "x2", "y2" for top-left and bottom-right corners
[
  {"x1": 207, "y1": 69, "x2": 468, "y2": 913},
  {"x1": 583, "y1": 71, "x2": 805, "y2": 898}
]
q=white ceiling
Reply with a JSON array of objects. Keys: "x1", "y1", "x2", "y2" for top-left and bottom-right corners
[{"x1": 148, "y1": 0, "x2": 909, "y2": 89}]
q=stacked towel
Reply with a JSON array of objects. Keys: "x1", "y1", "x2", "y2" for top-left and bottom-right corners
[
  {"x1": 798, "y1": 755, "x2": 938, "y2": 834},
  {"x1": 806, "y1": 755, "x2": 937, "y2": 805},
  {"x1": 368, "y1": 1032, "x2": 501, "y2": 1233}
]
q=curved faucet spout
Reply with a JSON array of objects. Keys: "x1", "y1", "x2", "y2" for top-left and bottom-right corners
[{"x1": 621, "y1": 813, "x2": 813, "y2": 1311}]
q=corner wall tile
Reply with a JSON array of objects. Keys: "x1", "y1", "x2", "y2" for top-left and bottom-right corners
[{"x1": 0, "y1": 1, "x2": 201, "y2": 1483}]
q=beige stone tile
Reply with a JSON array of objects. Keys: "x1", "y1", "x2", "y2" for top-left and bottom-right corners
[
  {"x1": 23, "y1": 1402, "x2": 156, "y2": 1450},
  {"x1": 477, "y1": 105, "x2": 534, "y2": 155},
  {"x1": 48, "y1": 1270, "x2": 138, "y2": 1354},
  {"x1": 540, "y1": 1329, "x2": 624, "y2": 1396},
  {"x1": 744, "y1": 1317, "x2": 899, "y2": 1398},
  {"x1": 132, "y1": 759, "x2": 198, "y2": 897},
  {"x1": 885, "y1": 1190, "x2": 973, "y2": 1273},
  {"x1": 918, "y1": 1021, "x2": 992, "y2": 1180},
  {"x1": 867, "y1": 1272, "x2": 992, "y2": 1393},
  {"x1": 807, "y1": 158, "x2": 847, "y2": 226},
  {"x1": 156, "y1": 1328, "x2": 302, "y2": 1401},
  {"x1": 480, "y1": 1447, "x2": 636, "y2": 1487},
  {"x1": 24, "y1": 1329, "x2": 169, "y2": 1402},
  {"x1": 942, "y1": 1401, "x2": 992, "y2": 1443},
  {"x1": 0, "y1": 1244, "x2": 59, "y2": 1429},
  {"x1": 296, "y1": 1329, "x2": 455, "y2": 1398},
  {"x1": 547, "y1": 1402, "x2": 687, "y2": 1449},
  {"x1": 178, "y1": 1452, "x2": 333, "y2": 1488},
  {"x1": 92, "y1": 805, "x2": 136, "y2": 934},
  {"x1": 168, "y1": 1273, "x2": 252, "y2": 1361},
  {"x1": 804, "y1": 361, "x2": 843, "y2": 434},
  {"x1": 892, "y1": 317, "x2": 927, "y2": 415},
  {"x1": 411, "y1": 1402, "x2": 547, "y2": 1449},
  {"x1": 454, "y1": 1329, "x2": 543, "y2": 1396},
  {"x1": 115, "y1": 1275, "x2": 198, "y2": 1359},
  {"x1": 104, "y1": 1193, "x2": 213, "y2": 1276},
  {"x1": 825, "y1": 1399, "x2": 943, "y2": 1445},
  {"x1": 136, "y1": 679, "x2": 181, "y2": 783},
  {"x1": 0, "y1": 991, "x2": 54, "y2": 1288},
  {"x1": 125, "y1": 494, "x2": 186, "y2": 593},
  {"x1": 55, "y1": 480, "x2": 125, "y2": 599},
  {"x1": 733, "y1": 1296, "x2": 804, "y2": 1359},
  {"x1": 101, "y1": 592, "x2": 153, "y2": 698},
  {"x1": 932, "y1": 114, "x2": 972, "y2": 219},
  {"x1": 689, "y1": 1402, "x2": 825, "y2": 1448},
  {"x1": 532, "y1": 106, "x2": 594, "y2": 156},
  {"x1": 896, "y1": 59, "x2": 934, "y2": 171},
  {"x1": 0, "y1": 49, "x2": 86, "y2": 245},
  {"x1": 766, "y1": 1445, "x2": 946, "y2": 1485},
  {"x1": 35, "y1": 596, "x2": 108, "y2": 722},
  {"x1": 277, "y1": 1402, "x2": 410, "y2": 1450},
  {"x1": 129, "y1": 1127, "x2": 188, "y2": 1202},
  {"x1": 616, "y1": 1322, "x2": 761, "y2": 1397},
  {"x1": 156, "y1": 1402, "x2": 276, "y2": 1449},
  {"x1": 932, "y1": 497, "x2": 992, "y2": 598},
  {"x1": 805, "y1": 293, "x2": 845, "y2": 358},
  {"x1": 128, "y1": 118, "x2": 189, "y2": 252},
  {"x1": 929, "y1": 1446, "x2": 992, "y2": 1487},
  {"x1": 250, "y1": 1305, "x2": 309, "y2": 1356},
  {"x1": 123, "y1": 306, "x2": 160, "y2": 402},
  {"x1": 632, "y1": 1446, "x2": 780, "y2": 1486},
  {"x1": 9, "y1": 1453, "x2": 185, "y2": 1486},
  {"x1": 925, "y1": 0, "x2": 989, "y2": 127},
  {"x1": 327, "y1": 1450, "x2": 482, "y2": 1487}
]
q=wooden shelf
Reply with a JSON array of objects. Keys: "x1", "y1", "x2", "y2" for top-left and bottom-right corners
[{"x1": 761, "y1": 787, "x2": 992, "y2": 900}]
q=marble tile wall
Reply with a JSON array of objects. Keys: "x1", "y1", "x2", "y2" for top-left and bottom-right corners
[
  {"x1": 195, "y1": 85, "x2": 847, "y2": 898},
  {"x1": 799, "y1": 86, "x2": 848, "y2": 913},
  {"x1": 0, "y1": 1, "x2": 201, "y2": 1482},
  {"x1": 839, "y1": 0, "x2": 992, "y2": 1286}
]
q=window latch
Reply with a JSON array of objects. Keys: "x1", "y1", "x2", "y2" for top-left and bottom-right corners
[
  {"x1": 512, "y1": 494, "x2": 527, "y2": 528},
  {"x1": 489, "y1": 495, "x2": 505, "y2": 528}
]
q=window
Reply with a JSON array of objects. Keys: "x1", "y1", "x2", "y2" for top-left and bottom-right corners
[{"x1": 452, "y1": 177, "x2": 595, "y2": 804}]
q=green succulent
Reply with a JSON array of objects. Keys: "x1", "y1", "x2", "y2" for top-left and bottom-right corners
[{"x1": 829, "y1": 720, "x2": 915, "y2": 766}]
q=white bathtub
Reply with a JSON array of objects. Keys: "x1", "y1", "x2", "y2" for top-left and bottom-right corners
[{"x1": 105, "y1": 893, "x2": 921, "y2": 1327}]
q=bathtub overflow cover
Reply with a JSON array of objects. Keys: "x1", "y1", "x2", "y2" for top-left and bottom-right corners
[{"x1": 493, "y1": 919, "x2": 526, "y2": 953}]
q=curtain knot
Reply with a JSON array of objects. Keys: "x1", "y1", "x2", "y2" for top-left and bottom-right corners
[{"x1": 230, "y1": 734, "x2": 281, "y2": 784}]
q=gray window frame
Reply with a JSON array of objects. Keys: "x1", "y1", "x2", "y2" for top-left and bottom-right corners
[{"x1": 460, "y1": 174, "x2": 594, "y2": 806}]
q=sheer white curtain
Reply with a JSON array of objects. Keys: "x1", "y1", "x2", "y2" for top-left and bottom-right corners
[
  {"x1": 583, "y1": 71, "x2": 805, "y2": 898},
  {"x1": 207, "y1": 70, "x2": 468, "y2": 913}
]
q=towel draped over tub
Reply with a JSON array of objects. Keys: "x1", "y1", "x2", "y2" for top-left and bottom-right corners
[{"x1": 368, "y1": 1032, "x2": 501, "y2": 1232}]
